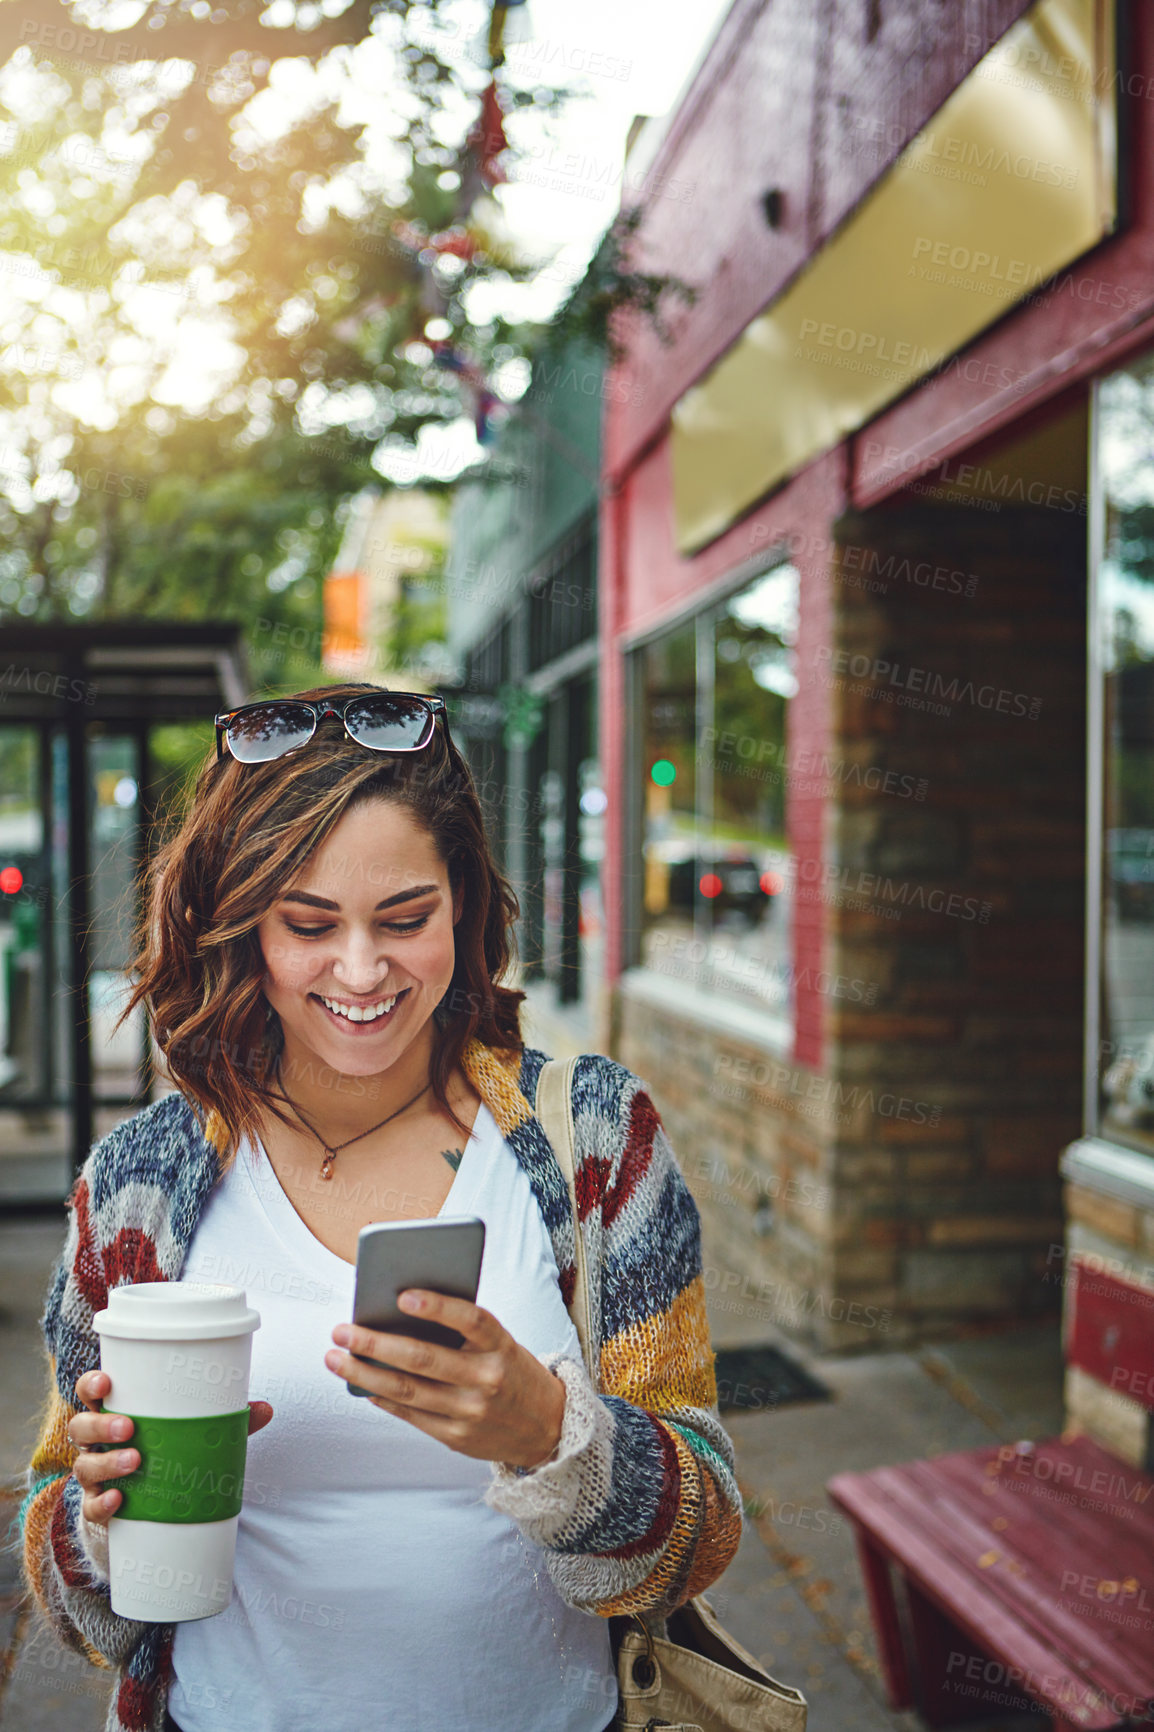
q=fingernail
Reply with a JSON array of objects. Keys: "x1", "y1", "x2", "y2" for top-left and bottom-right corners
[
  {"x1": 324, "y1": 1350, "x2": 343, "y2": 1371},
  {"x1": 118, "y1": 1451, "x2": 135, "y2": 1471},
  {"x1": 332, "y1": 1326, "x2": 351, "y2": 1347},
  {"x1": 111, "y1": 1419, "x2": 131, "y2": 1441},
  {"x1": 398, "y1": 1293, "x2": 421, "y2": 1312},
  {"x1": 103, "y1": 1490, "x2": 118, "y2": 1510}
]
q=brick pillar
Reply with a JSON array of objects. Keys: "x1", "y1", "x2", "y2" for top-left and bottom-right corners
[{"x1": 823, "y1": 500, "x2": 1085, "y2": 1339}]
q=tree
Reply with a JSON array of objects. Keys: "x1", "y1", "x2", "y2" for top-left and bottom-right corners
[{"x1": 0, "y1": 1, "x2": 676, "y2": 646}]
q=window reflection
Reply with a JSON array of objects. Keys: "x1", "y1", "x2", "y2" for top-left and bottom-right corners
[
  {"x1": 1097, "y1": 353, "x2": 1154, "y2": 1149},
  {"x1": 639, "y1": 562, "x2": 797, "y2": 1029}
]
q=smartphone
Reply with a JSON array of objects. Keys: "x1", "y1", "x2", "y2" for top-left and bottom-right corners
[{"x1": 346, "y1": 1215, "x2": 486, "y2": 1398}]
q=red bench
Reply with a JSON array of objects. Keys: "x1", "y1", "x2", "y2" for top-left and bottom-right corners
[{"x1": 827, "y1": 1264, "x2": 1154, "y2": 1732}]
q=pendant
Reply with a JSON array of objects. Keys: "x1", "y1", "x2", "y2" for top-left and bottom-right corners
[{"x1": 320, "y1": 1150, "x2": 336, "y2": 1182}]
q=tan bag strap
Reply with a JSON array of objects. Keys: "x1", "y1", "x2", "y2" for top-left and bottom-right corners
[{"x1": 533, "y1": 1056, "x2": 595, "y2": 1384}]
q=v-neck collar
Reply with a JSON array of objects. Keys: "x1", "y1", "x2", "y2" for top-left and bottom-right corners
[
  {"x1": 188, "y1": 1043, "x2": 568, "y2": 1281},
  {"x1": 236, "y1": 1095, "x2": 497, "y2": 1273}
]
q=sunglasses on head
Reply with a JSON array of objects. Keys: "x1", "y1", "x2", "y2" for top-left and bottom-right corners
[{"x1": 214, "y1": 692, "x2": 449, "y2": 765}]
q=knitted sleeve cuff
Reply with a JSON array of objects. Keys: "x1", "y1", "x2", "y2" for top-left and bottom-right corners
[
  {"x1": 71, "y1": 1481, "x2": 111, "y2": 1584},
  {"x1": 485, "y1": 1353, "x2": 615, "y2": 1543}
]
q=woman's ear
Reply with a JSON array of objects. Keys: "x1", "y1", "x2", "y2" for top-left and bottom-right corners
[{"x1": 452, "y1": 883, "x2": 464, "y2": 925}]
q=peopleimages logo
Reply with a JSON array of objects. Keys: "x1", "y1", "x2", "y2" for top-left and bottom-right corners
[
  {"x1": 945, "y1": 1651, "x2": 1154, "y2": 1724},
  {"x1": 787, "y1": 856, "x2": 992, "y2": 925},
  {"x1": 702, "y1": 1267, "x2": 893, "y2": 1332},
  {"x1": 0, "y1": 665, "x2": 97, "y2": 706},
  {"x1": 796, "y1": 318, "x2": 935, "y2": 370},
  {"x1": 649, "y1": 932, "x2": 879, "y2": 1004},
  {"x1": 911, "y1": 236, "x2": 1049, "y2": 286},
  {"x1": 814, "y1": 646, "x2": 1042, "y2": 721},
  {"x1": 697, "y1": 731, "x2": 929, "y2": 801},
  {"x1": 114, "y1": 1557, "x2": 230, "y2": 1602}
]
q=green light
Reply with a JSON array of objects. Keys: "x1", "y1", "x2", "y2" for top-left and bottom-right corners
[{"x1": 651, "y1": 759, "x2": 676, "y2": 786}]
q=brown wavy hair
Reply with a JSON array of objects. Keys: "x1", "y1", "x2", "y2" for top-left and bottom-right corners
[{"x1": 127, "y1": 682, "x2": 524, "y2": 1163}]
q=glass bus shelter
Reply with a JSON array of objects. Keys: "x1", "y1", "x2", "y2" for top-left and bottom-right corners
[{"x1": 0, "y1": 624, "x2": 247, "y2": 1204}]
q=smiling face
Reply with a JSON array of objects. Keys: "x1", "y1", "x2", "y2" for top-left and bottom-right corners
[{"x1": 257, "y1": 797, "x2": 460, "y2": 1082}]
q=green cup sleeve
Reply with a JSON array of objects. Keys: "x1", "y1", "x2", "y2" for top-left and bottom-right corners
[{"x1": 106, "y1": 1409, "x2": 250, "y2": 1524}]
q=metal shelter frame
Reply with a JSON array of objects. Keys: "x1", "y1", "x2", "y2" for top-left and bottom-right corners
[{"x1": 0, "y1": 624, "x2": 247, "y2": 1195}]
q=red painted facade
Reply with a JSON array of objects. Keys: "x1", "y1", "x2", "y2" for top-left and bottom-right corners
[{"x1": 600, "y1": 0, "x2": 1154, "y2": 1070}]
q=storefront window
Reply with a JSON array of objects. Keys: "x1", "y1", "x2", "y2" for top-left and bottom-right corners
[
  {"x1": 1095, "y1": 352, "x2": 1154, "y2": 1152},
  {"x1": 637, "y1": 561, "x2": 797, "y2": 1026}
]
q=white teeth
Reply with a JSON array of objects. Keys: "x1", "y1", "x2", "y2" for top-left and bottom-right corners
[{"x1": 321, "y1": 993, "x2": 398, "y2": 1023}]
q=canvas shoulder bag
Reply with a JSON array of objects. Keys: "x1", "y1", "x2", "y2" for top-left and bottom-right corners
[{"x1": 534, "y1": 1056, "x2": 808, "y2": 1732}]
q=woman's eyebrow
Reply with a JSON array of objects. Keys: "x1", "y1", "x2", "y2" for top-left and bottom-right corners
[{"x1": 279, "y1": 885, "x2": 441, "y2": 912}]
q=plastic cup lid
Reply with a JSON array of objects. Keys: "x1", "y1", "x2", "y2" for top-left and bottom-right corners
[{"x1": 93, "y1": 1281, "x2": 260, "y2": 1341}]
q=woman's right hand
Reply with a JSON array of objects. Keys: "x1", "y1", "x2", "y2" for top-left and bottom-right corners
[{"x1": 70, "y1": 1369, "x2": 274, "y2": 1529}]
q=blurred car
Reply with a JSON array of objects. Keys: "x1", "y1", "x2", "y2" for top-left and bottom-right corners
[{"x1": 667, "y1": 854, "x2": 775, "y2": 924}]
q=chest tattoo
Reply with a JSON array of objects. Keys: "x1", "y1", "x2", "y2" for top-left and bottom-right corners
[{"x1": 440, "y1": 1146, "x2": 464, "y2": 1173}]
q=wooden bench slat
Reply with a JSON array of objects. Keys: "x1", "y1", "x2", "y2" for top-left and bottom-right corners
[
  {"x1": 930, "y1": 1441, "x2": 1154, "y2": 1584},
  {"x1": 828, "y1": 1471, "x2": 1123, "y2": 1730},
  {"x1": 869, "y1": 1465, "x2": 1145, "y2": 1693},
  {"x1": 928, "y1": 1447, "x2": 1154, "y2": 1635},
  {"x1": 908, "y1": 1442, "x2": 1154, "y2": 1647},
  {"x1": 874, "y1": 1462, "x2": 1154, "y2": 1702}
]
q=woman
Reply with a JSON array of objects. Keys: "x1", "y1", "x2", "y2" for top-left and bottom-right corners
[{"x1": 21, "y1": 683, "x2": 743, "y2": 1732}]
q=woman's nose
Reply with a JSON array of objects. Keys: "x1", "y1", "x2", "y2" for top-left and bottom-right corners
[{"x1": 330, "y1": 930, "x2": 388, "y2": 990}]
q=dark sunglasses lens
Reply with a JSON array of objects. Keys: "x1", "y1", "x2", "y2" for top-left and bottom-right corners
[
  {"x1": 226, "y1": 704, "x2": 315, "y2": 763},
  {"x1": 344, "y1": 696, "x2": 434, "y2": 751}
]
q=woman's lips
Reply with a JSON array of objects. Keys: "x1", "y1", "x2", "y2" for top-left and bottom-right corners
[{"x1": 311, "y1": 989, "x2": 409, "y2": 1032}]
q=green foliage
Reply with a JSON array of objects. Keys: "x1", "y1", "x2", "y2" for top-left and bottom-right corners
[
  {"x1": 0, "y1": 728, "x2": 37, "y2": 811},
  {"x1": 543, "y1": 208, "x2": 698, "y2": 364},
  {"x1": 0, "y1": 1, "x2": 688, "y2": 669},
  {"x1": 714, "y1": 616, "x2": 788, "y2": 836},
  {"x1": 1110, "y1": 506, "x2": 1154, "y2": 595},
  {"x1": 147, "y1": 722, "x2": 215, "y2": 837},
  {"x1": 385, "y1": 570, "x2": 449, "y2": 676}
]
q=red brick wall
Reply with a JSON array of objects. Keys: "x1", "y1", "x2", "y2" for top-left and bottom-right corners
[{"x1": 824, "y1": 496, "x2": 1086, "y2": 1327}]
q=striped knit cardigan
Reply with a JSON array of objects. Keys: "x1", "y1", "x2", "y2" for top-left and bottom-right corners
[{"x1": 21, "y1": 1038, "x2": 743, "y2": 1732}]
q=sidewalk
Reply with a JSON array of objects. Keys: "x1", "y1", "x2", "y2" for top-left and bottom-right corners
[
  {"x1": 0, "y1": 1206, "x2": 1064, "y2": 1731},
  {"x1": 1, "y1": 1215, "x2": 116, "y2": 1729},
  {"x1": 716, "y1": 1318, "x2": 1064, "y2": 1730}
]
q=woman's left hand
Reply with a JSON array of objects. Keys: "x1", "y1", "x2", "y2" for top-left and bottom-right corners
[{"x1": 324, "y1": 1291, "x2": 567, "y2": 1470}]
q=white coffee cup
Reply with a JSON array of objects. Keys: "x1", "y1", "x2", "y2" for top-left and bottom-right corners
[{"x1": 93, "y1": 1282, "x2": 261, "y2": 1622}]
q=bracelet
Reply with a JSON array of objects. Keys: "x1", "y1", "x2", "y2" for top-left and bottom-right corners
[
  {"x1": 519, "y1": 1438, "x2": 561, "y2": 1474},
  {"x1": 507, "y1": 1371, "x2": 567, "y2": 1474}
]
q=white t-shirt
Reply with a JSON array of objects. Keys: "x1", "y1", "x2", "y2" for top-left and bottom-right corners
[{"x1": 168, "y1": 1102, "x2": 617, "y2": 1732}]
